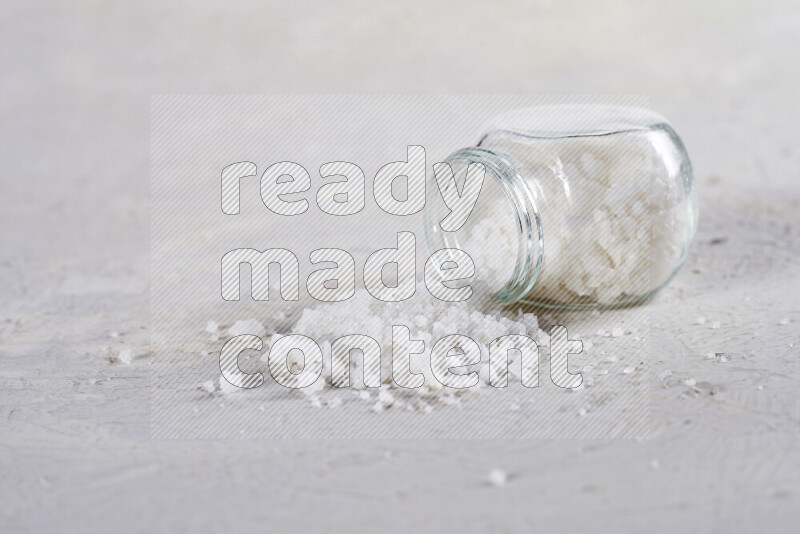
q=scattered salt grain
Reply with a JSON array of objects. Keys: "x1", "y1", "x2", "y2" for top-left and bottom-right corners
[
  {"x1": 509, "y1": 402, "x2": 520, "y2": 412},
  {"x1": 371, "y1": 401, "x2": 384, "y2": 413},
  {"x1": 684, "y1": 378, "x2": 696, "y2": 387},
  {"x1": 328, "y1": 398, "x2": 343, "y2": 409},
  {"x1": 109, "y1": 331, "x2": 120, "y2": 338},
  {"x1": 622, "y1": 366, "x2": 635, "y2": 375},
  {"x1": 378, "y1": 390, "x2": 395, "y2": 406},
  {"x1": 650, "y1": 460, "x2": 660, "y2": 470},
  {"x1": 611, "y1": 327, "x2": 624, "y2": 337},
  {"x1": 695, "y1": 317, "x2": 706, "y2": 325},
  {"x1": 488, "y1": 469, "x2": 507, "y2": 487},
  {"x1": 218, "y1": 376, "x2": 240, "y2": 396},
  {"x1": 199, "y1": 380, "x2": 216, "y2": 394},
  {"x1": 358, "y1": 391, "x2": 371, "y2": 401},
  {"x1": 779, "y1": 318, "x2": 790, "y2": 325},
  {"x1": 302, "y1": 377, "x2": 325, "y2": 395},
  {"x1": 710, "y1": 321, "x2": 720, "y2": 329},
  {"x1": 205, "y1": 320, "x2": 219, "y2": 333},
  {"x1": 112, "y1": 348, "x2": 133, "y2": 365}
]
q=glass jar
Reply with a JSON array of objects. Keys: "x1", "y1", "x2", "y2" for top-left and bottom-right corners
[{"x1": 424, "y1": 105, "x2": 698, "y2": 309}]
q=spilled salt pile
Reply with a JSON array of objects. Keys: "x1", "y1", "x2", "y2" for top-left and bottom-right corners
[{"x1": 280, "y1": 289, "x2": 548, "y2": 408}]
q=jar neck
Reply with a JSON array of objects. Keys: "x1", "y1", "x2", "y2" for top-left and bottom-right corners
[{"x1": 424, "y1": 147, "x2": 544, "y2": 304}]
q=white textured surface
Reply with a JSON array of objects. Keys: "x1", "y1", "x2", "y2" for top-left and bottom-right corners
[{"x1": 1, "y1": 1, "x2": 799, "y2": 532}]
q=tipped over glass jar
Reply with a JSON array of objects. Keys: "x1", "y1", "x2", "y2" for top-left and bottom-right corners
[{"x1": 424, "y1": 105, "x2": 698, "y2": 309}]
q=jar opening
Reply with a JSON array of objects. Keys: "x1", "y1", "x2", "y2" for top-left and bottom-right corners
[{"x1": 423, "y1": 147, "x2": 543, "y2": 305}]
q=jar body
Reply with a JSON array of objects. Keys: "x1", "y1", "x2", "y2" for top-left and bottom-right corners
[{"x1": 424, "y1": 105, "x2": 698, "y2": 309}]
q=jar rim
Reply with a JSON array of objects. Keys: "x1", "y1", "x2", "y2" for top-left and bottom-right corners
[
  {"x1": 423, "y1": 147, "x2": 544, "y2": 304},
  {"x1": 478, "y1": 104, "x2": 671, "y2": 140}
]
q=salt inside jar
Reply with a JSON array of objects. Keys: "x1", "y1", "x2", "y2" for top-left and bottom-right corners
[{"x1": 424, "y1": 105, "x2": 698, "y2": 309}]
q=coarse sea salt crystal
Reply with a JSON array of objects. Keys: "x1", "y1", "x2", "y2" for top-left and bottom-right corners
[
  {"x1": 378, "y1": 390, "x2": 395, "y2": 406},
  {"x1": 650, "y1": 460, "x2": 660, "y2": 470},
  {"x1": 289, "y1": 288, "x2": 545, "y2": 406},
  {"x1": 488, "y1": 469, "x2": 507, "y2": 487},
  {"x1": 113, "y1": 348, "x2": 133, "y2": 365},
  {"x1": 218, "y1": 376, "x2": 240, "y2": 396}
]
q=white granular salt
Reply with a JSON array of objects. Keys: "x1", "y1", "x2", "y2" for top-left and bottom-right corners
[
  {"x1": 488, "y1": 468, "x2": 508, "y2": 487},
  {"x1": 463, "y1": 134, "x2": 689, "y2": 304},
  {"x1": 112, "y1": 348, "x2": 133, "y2": 365},
  {"x1": 290, "y1": 289, "x2": 544, "y2": 406},
  {"x1": 218, "y1": 376, "x2": 240, "y2": 396},
  {"x1": 378, "y1": 390, "x2": 395, "y2": 406}
]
